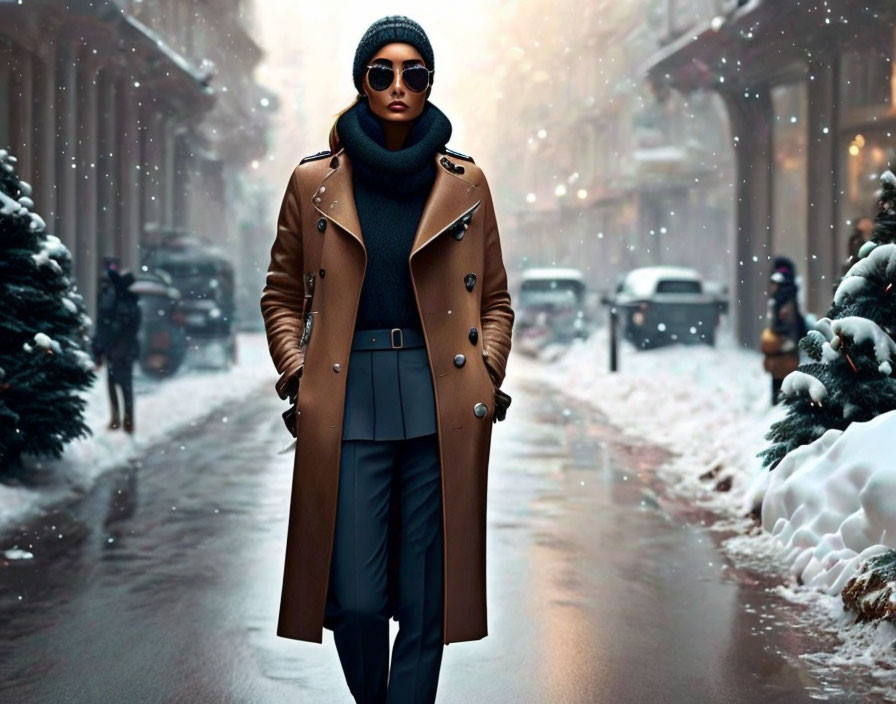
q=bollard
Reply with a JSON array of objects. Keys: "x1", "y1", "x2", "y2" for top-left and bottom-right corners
[{"x1": 609, "y1": 304, "x2": 618, "y2": 372}]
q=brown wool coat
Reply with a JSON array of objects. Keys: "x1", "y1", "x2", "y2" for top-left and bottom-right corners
[{"x1": 260, "y1": 146, "x2": 514, "y2": 644}]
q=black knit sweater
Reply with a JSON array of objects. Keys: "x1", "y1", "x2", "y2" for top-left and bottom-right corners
[{"x1": 336, "y1": 98, "x2": 452, "y2": 331}]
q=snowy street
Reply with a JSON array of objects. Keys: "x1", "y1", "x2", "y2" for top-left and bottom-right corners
[
  {"x1": 0, "y1": 343, "x2": 869, "y2": 703},
  {"x1": 5, "y1": 1, "x2": 896, "y2": 701}
]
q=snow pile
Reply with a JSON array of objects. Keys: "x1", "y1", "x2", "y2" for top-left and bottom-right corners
[
  {"x1": 756, "y1": 411, "x2": 896, "y2": 594},
  {"x1": 829, "y1": 317, "x2": 896, "y2": 371},
  {"x1": 0, "y1": 332, "x2": 276, "y2": 532},
  {"x1": 782, "y1": 370, "x2": 828, "y2": 403}
]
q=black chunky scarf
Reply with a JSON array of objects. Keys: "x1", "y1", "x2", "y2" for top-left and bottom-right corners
[
  {"x1": 334, "y1": 98, "x2": 453, "y2": 331},
  {"x1": 336, "y1": 98, "x2": 452, "y2": 195}
]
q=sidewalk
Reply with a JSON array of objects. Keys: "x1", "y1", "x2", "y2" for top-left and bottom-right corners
[
  {"x1": 536, "y1": 324, "x2": 781, "y2": 520},
  {"x1": 537, "y1": 325, "x2": 896, "y2": 693},
  {"x1": 0, "y1": 332, "x2": 279, "y2": 534}
]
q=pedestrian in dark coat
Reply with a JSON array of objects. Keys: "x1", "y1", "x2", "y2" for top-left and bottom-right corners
[
  {"x1": 260, "y1": 15, "x2": 514, "y2": 704},
  {"x1": 92, "y1": 265, "x2": 142, "y2": 433},
  {"x1": 760, "y1": 256, "x2": 807, "y2": 405}
]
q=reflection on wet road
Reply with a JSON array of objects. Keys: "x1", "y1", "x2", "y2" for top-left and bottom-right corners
[{"x1": 0, "y1": 371, "x2": 843, "y2": 703}]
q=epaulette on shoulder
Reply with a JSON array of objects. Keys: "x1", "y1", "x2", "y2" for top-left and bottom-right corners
[
  {"x1": 299, "y1": 150, "x2": 332, "y2": 165},
  {"x1": 441, "y1": 146, "x2": 474, "y2": 163}
]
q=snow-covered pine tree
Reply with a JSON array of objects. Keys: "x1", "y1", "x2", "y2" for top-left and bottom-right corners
[
  {"x1": 0, "y1": 149, "x2": 95, "y2": 474},
  {"x1": 759, "y1": 171, "x2": 896, "y2": 469}
]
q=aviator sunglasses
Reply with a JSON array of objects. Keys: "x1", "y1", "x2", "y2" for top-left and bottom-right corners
[{"x1": 366, "y1": 62, "x2": 433, "y2": 93}]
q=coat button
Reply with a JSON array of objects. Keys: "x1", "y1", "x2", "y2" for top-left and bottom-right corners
[
  {"x1": 468, "y1": 327, "x2": 478, "y2": 344},
  {"x1": 453, "y1": 354, "x2": 466, "y2": 368},
  {"x1": 332, "y1": 363, "x2": 341, "y2": 372},
  {"x1": 317, "y1": 218, "x2": 327, "y2": 232},
  {"x1": 464, "y1": 273, "x2": 477, "y2": 291},
  {"x1": 473, "y1": 402, "x2": 487, "y2": 418}
]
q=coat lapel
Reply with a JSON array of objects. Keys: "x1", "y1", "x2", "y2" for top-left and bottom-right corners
[
  {"x1": 310, "y1": 151, "x2": 481, "y2": 258},
  {"x1": 410, "y1": 155, "x2": 481, "y2": 258},
  {"x1": 310, "y1": 150, "x2": 363, "y2": 249}
]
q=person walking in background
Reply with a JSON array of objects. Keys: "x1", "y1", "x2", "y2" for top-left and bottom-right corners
[
  {"x1": 844, "y1": 216, "x2": 875, "y2": 275},
  {"x1": 760, "y1": 256, "x2": 808, "y2": 405},
  {"x1": 92, "y1": 261, "x2": 142, "y2": 433}
]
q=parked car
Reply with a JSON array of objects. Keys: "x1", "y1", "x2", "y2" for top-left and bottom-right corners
[
  {"x1": 609, "y1": 266, "x2": 725, "y2": 349},
  {"x1": 142, "y1": 236, "x2": 237, "y2": 369},
  {"x1": 516, "y1": 267, "x2": 592, "y2": 352},
  {"x1": 129, "y1": 268, "x2": 188, "y2": 378}
]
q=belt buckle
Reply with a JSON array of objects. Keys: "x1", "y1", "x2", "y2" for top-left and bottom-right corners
[{"x1": 390, "y1": 328, "x2": 403, "y2": 349}]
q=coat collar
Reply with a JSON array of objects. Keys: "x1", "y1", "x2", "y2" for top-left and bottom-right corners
[{"x1": 311, "y1": 149, "x2": 481, "y2": 259}]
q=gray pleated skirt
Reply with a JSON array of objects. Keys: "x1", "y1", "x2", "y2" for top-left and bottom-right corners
[{"x1": 341, "y1": 343, "x2": 438, "y2": 441}]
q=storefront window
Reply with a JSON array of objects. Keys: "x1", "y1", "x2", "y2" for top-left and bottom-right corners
[
  {"x1": 842, "y1": 128, "x2": 896, "y2": 226},
  {"x1": 838, "y1": 33, "x2": 896, "y2": 265}
]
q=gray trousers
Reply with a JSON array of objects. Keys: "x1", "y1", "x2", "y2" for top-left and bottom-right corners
[
  {"x1": 325, "y1": 434, "x2": 444, "y2": 704},
  {"x1": 324, "y1": 333, "x2": 444, "y2": 703}
]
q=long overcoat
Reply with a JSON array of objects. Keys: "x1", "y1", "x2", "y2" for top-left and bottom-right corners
[{"x1": 260, "y1": 145, "x2": 515, "y2": 645}]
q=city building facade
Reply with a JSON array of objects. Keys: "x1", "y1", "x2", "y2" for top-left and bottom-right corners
[
  {"x1": 649, "y1": 0, "x2": 896, "y2": 344},
  {"x1": 0, "y1": 0, "x2": 274, "y2": 325}
]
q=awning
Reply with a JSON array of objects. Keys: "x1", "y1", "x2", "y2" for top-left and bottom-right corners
[{"x1": 646, "y1": 0, "x2": 896, "y2": 93}]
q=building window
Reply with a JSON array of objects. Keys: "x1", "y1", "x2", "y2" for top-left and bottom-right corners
[{"x1": 842, "y1": 128, "x2": 896, "y2": 227}]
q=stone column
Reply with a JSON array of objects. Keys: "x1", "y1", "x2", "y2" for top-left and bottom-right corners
[
  {"x1": 806, "y1": 55, "x2": 841, "y2": 312},
  {"x1": 141, "y1": 103, "x2": 163, "y2": 244},
  {"x1": 97, "y1": 66, "x2": 119, "y2": 265},
  {"x1": 0, "y1": 44, "x2": 9, "y2": 149},
  {"x1": 32, "y1": 48, "x2": 57, "y2": 224},
  {"x1": 172, "y1": 129, "x2": 191, "y2": 232},
  {"x1": 160, "y1": 112, "x2": 176, "y2": 232},
  {"x1": 721, "y1": 87, "x2": 774, "y2": 347},
  {"x1": 117, "y1": 78, "x2": 141, "y2": 269},
  {"x1": 76, "y1": 51, "x2": 100, "y2": 319},
  {"x1": 55, "y1": 39, "x2": 79, "y2": 269},
  {"x1": 8, "y1": 50, "x2": 34, "y2": 180}
]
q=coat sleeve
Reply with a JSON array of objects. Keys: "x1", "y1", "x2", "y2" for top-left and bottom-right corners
[
  {"x1": 478, "y1": 173, "x2": 515, "y2": 389},
  {"x1": 261, "y1": 167, "x2": 307, "y2": 401}
]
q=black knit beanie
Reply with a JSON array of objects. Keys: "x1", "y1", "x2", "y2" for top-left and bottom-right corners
[{"x1": 352, "y1": 16, "x2": 435, "y2": 97}]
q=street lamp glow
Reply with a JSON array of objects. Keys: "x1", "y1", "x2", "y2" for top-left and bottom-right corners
[
  {"x1": 526, "y1": 192, "x2": 536, "y2": 203},
  {"x1": 554, "y1": 184, "x2": 567, "y2": 197},
  {"x1": 577, "y1": 188, "x2": 588, "y2": 199}
]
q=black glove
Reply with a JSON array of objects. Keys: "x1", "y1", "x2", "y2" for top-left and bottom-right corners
[
  {"x1": 281, "y1": 369, "x2": 302, "y2": 438},
  {"x1": 493, "y1": 387, "x2": 512, "y2": 423}
]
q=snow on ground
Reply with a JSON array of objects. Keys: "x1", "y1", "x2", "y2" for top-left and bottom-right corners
[
  {"x1": 0, "y1": 332, "x2": 277, "y2": 536},
  {"x1": 540, "y1": 322, "x2": 896, "y2": 691},
  {"x1": 538, "y1": 322, "x2": 782, "y2": 521}
]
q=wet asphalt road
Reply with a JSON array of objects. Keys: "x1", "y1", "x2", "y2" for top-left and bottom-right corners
[{"x1": 0, "y1": 365, "x2": 856, "y2": 703}]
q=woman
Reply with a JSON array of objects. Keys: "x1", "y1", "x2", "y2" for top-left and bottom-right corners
[
  {"x1": 260, "y1": 16, "x2": 514, "y2": 704},
  {"x1": 760, "y1": 256, "x2": 807, "y2": 405}
]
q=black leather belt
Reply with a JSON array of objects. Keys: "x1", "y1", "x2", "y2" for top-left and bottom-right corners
[{"x1": 351, "y1": 327, "x2": 426, "y2": 351}]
